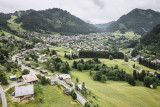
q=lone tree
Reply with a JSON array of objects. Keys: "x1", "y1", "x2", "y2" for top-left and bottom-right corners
[
  {"x1": 114, "y1": 64, "x2": 119, "y2": 69},
  {"x1": 70, "y1": 89, "x2": 77, "y2": 100},
  {"x1": 144, "y1": 76, "x2": 153, "y2": 88},
  {"x1": 77, "y1": 63, "x2": 84, "y2": 71},
  {"x1": 124, "y1": 55, "x2": 128, "y2": 62},
  {"x1": 72, "y1": 92, "x2": 77, "y2": 100},
  {"x1": 133, "y1": 64, "x2": 135, "y2": 68},
  {"x1": 76, "y1": 77, "x2": 79, "y2": 83},
  {"x1": 82, "y1": 82, "x2": 87, "y2": 94},
  {"x1": 101, "y1": 75, "x2": 107, "y2": 83},
  {"x1": 133, "y1": 70, "x2": 137, "y2": 80},
  {"x1": 109, "y1": 55, "x2": 113, "y2": 60}
]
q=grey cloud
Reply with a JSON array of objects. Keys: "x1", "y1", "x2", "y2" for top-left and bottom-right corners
[
  {"x1": 0, "y1": 0, "x2": 160, "y2": 24},
  {"x1": 92, "y1": 0, "x2": 105, "y2": 8}
]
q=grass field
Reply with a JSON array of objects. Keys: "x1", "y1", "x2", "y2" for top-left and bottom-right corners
[
  {"x1": 16, "y1": 47, "x2": 160, "y2": 107},
  {"x1": 53, "y1": 47, "x2": 160, "y2": 106},
  {"x1": 71, "y1": 70, "x2": 160, "y2": 107},
  {"x1": 7, "y1": 15, "x2": 26, "y2": 32},
  {"x1": 54, "y1": 47, "x2": 158, "y2": 74},
  {"x1": 7, "y1": 85, "x2": 80, "y2": 107}
]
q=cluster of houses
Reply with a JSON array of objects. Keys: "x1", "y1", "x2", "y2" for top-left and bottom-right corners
[{"x1": 9, "y1": 72, "x2": 87, "y2": 102}]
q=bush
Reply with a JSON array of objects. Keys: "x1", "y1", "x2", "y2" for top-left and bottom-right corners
[
  {"x1": 144, "y1": 76, "x2": 153, "y2": 88},
  {"x1": 84, "y1": 102, "x2": 91, "y2": 107},
  {"x1": 22, "y1": 69, "x2": 29, "y2": 75},
  {"x1": 72, "y1": 92, "x2": 77, "y2": 100},
  {"x1": 109, "y1": 55, "x2": 113, "y2": 60},
  {"x1": 77, "y1": 63, "x2": 84, "y2": 71}
]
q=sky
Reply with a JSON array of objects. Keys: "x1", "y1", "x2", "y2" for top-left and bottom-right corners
[{"x1": 0, "y1": 0, "x2": 160, "y2": 24}]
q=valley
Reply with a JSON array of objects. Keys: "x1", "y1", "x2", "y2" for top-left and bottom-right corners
[{"x1": 0, "y1": 6, "x2": 160, "y2": 107}]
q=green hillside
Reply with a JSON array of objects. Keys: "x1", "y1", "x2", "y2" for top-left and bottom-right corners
[
  {"x1": 15, "y1": 8, "x2": 99, "y2": 34},
  {"x1": 139, "y1": 24, "x2": 160, "y2": 56}
]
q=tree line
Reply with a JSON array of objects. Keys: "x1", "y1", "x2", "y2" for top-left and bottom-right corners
[
  {"x1": 79, "y1": 50, "x2": 124, "y2": 59},
  {"x1": 46, "y1": 57, "x2": 71, "y2": 74},
  {"x1": 72, "y1": 59, "x2": 135, "y2": 86},
  {"x1": 139, "y1": 58, "x2": 160, "y2": 70}
]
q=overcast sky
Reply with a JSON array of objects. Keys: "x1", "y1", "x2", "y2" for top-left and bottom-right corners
[{"x1": 0, "y1": 0, "x2": 160, "y2": 24}]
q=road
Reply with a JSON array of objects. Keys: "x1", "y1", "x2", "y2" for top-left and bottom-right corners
[
  {"x1": 12, "y1": 54, "x2": 87, "y2": 105},
  {"x1": 0, "y1": 86, "x2": 7, "y2": 107},
  {"x1": 58, "y1": 81, "x2": 87, "y2": 105}
]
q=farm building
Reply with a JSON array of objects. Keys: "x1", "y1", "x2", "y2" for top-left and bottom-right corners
[
  {"x1": 22, "y1": 74, "x2": 38, "y2": 83},
  {"x1": 59, "y1": 74, "x2": 71, "y2": 83},
  {"x1": 15, "y1": 85, "x2": 34, "y2": 102}
]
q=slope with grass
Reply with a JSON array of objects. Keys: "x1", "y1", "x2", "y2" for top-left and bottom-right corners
[
  {"x1": 7, "y1": 15, "x2": 26, "y2": 32},
  {"x1": 7, "y1": 85, "x2": 80, "y2": 107},
  {"x1": 71, "y1": 70, "x2": 160, "y2": 107}
]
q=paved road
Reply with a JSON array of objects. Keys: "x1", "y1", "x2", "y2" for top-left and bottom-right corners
[
  {"x1": 0, "y1": 86, "x2": 7, "y2": 107},
  {"x1": 12, "y1": 54, "x2": 87, "y2": 105},
  {"x1": 58, "y1": 81, "x2": 87, "y2": 105}
]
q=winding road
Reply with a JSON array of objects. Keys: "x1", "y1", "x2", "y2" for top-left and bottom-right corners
[{"x1": 0, "y1": 85, "x2": 7, "y2": 107}]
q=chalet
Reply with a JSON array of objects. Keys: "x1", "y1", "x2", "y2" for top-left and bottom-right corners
[
  {"x1": 36, "y1": 67, "x2": 41, "y2": 71},
  {"x1": 15, "y1": 85, "x2": 34, "y2": 102},
  {"x1": 7, "y1": 60, "x2": 14, "y2": 64},
  {"x1": 77, "y1": 84, "x2": 87, "y2": 91},
  {"x1": 59, "y1": 74, "x2": 71, "y2": 83},
  {"x1": 22, "y1": 74, "x2": 38, "y2": 84},
  {"x1": 77, "y1": 84, "x2": 87, "y2": 92},
  {"x1": 10, "y1": 75, "x2": 17, "y2": 80},
  {"x1": 26, "y1": 63, "x2": 31, "y2": 67},
  {"x1": 40, "y1": 69, "x2": 48, "y2": 74},
  {"x1": 42, "y1": 54, "x2": 48, "y2": 59},
  {"x1": 52, "y1": 55, "x2": 56, "y2": 58},
  {"x1": 19, "y1": 56, "x2": 24, "y2": 60}
]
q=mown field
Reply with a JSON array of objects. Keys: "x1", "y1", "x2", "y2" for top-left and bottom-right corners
[{"x1": 71, "y1": 71, "x2": 160, "y2": 107}]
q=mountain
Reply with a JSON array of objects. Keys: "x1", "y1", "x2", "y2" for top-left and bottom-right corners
[
  {"x1": 15, "y1": 8, "x2": 99, "y2": 34},
  {"x1": 141, "y1": 24, "x2": 160, "y2": 54},
  {"x1": 131, "y1": 24, "x2": 160, "y2": 57},
  {"x1": 94, "y1": 21, "x2": 114, "y2": 29},
  {"x1": 106, "y1": 8, "x2": 160, "y2": 35}
]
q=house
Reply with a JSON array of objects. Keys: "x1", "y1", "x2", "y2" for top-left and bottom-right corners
[
  {"x1": 10, "y1": 75, "x2": 17, "y2": 80},
  {"x1": 36, "y1": 67, "x2": 41, "y2": 71},
  {"x1": 15, "y1": 85, "x2": 34, "y2": 102},
  {"x1": 26, "y1": 63, "x2": 31, "y2": 67},
  {"x1": 59, "y1": 74, "x2": 71, "y2": 83},
  {"x1": 77, "y1": 84, "x2": 87, "y2": 91},
  {"x1": 22, "y1": 74, "x2": 38, "y2": 83},
  {"x1": 52, "y1": 55, "x2": 56, "y2": 58},
  {"x1": 40, "y1": 69, "x2": 48, "y2": 74},
  {"x1": 7, "y1": 60, "x2": 14, "y2": 64},
  {"x1": 50, "y1": 74, "x2": 59, "y2": 85}
]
